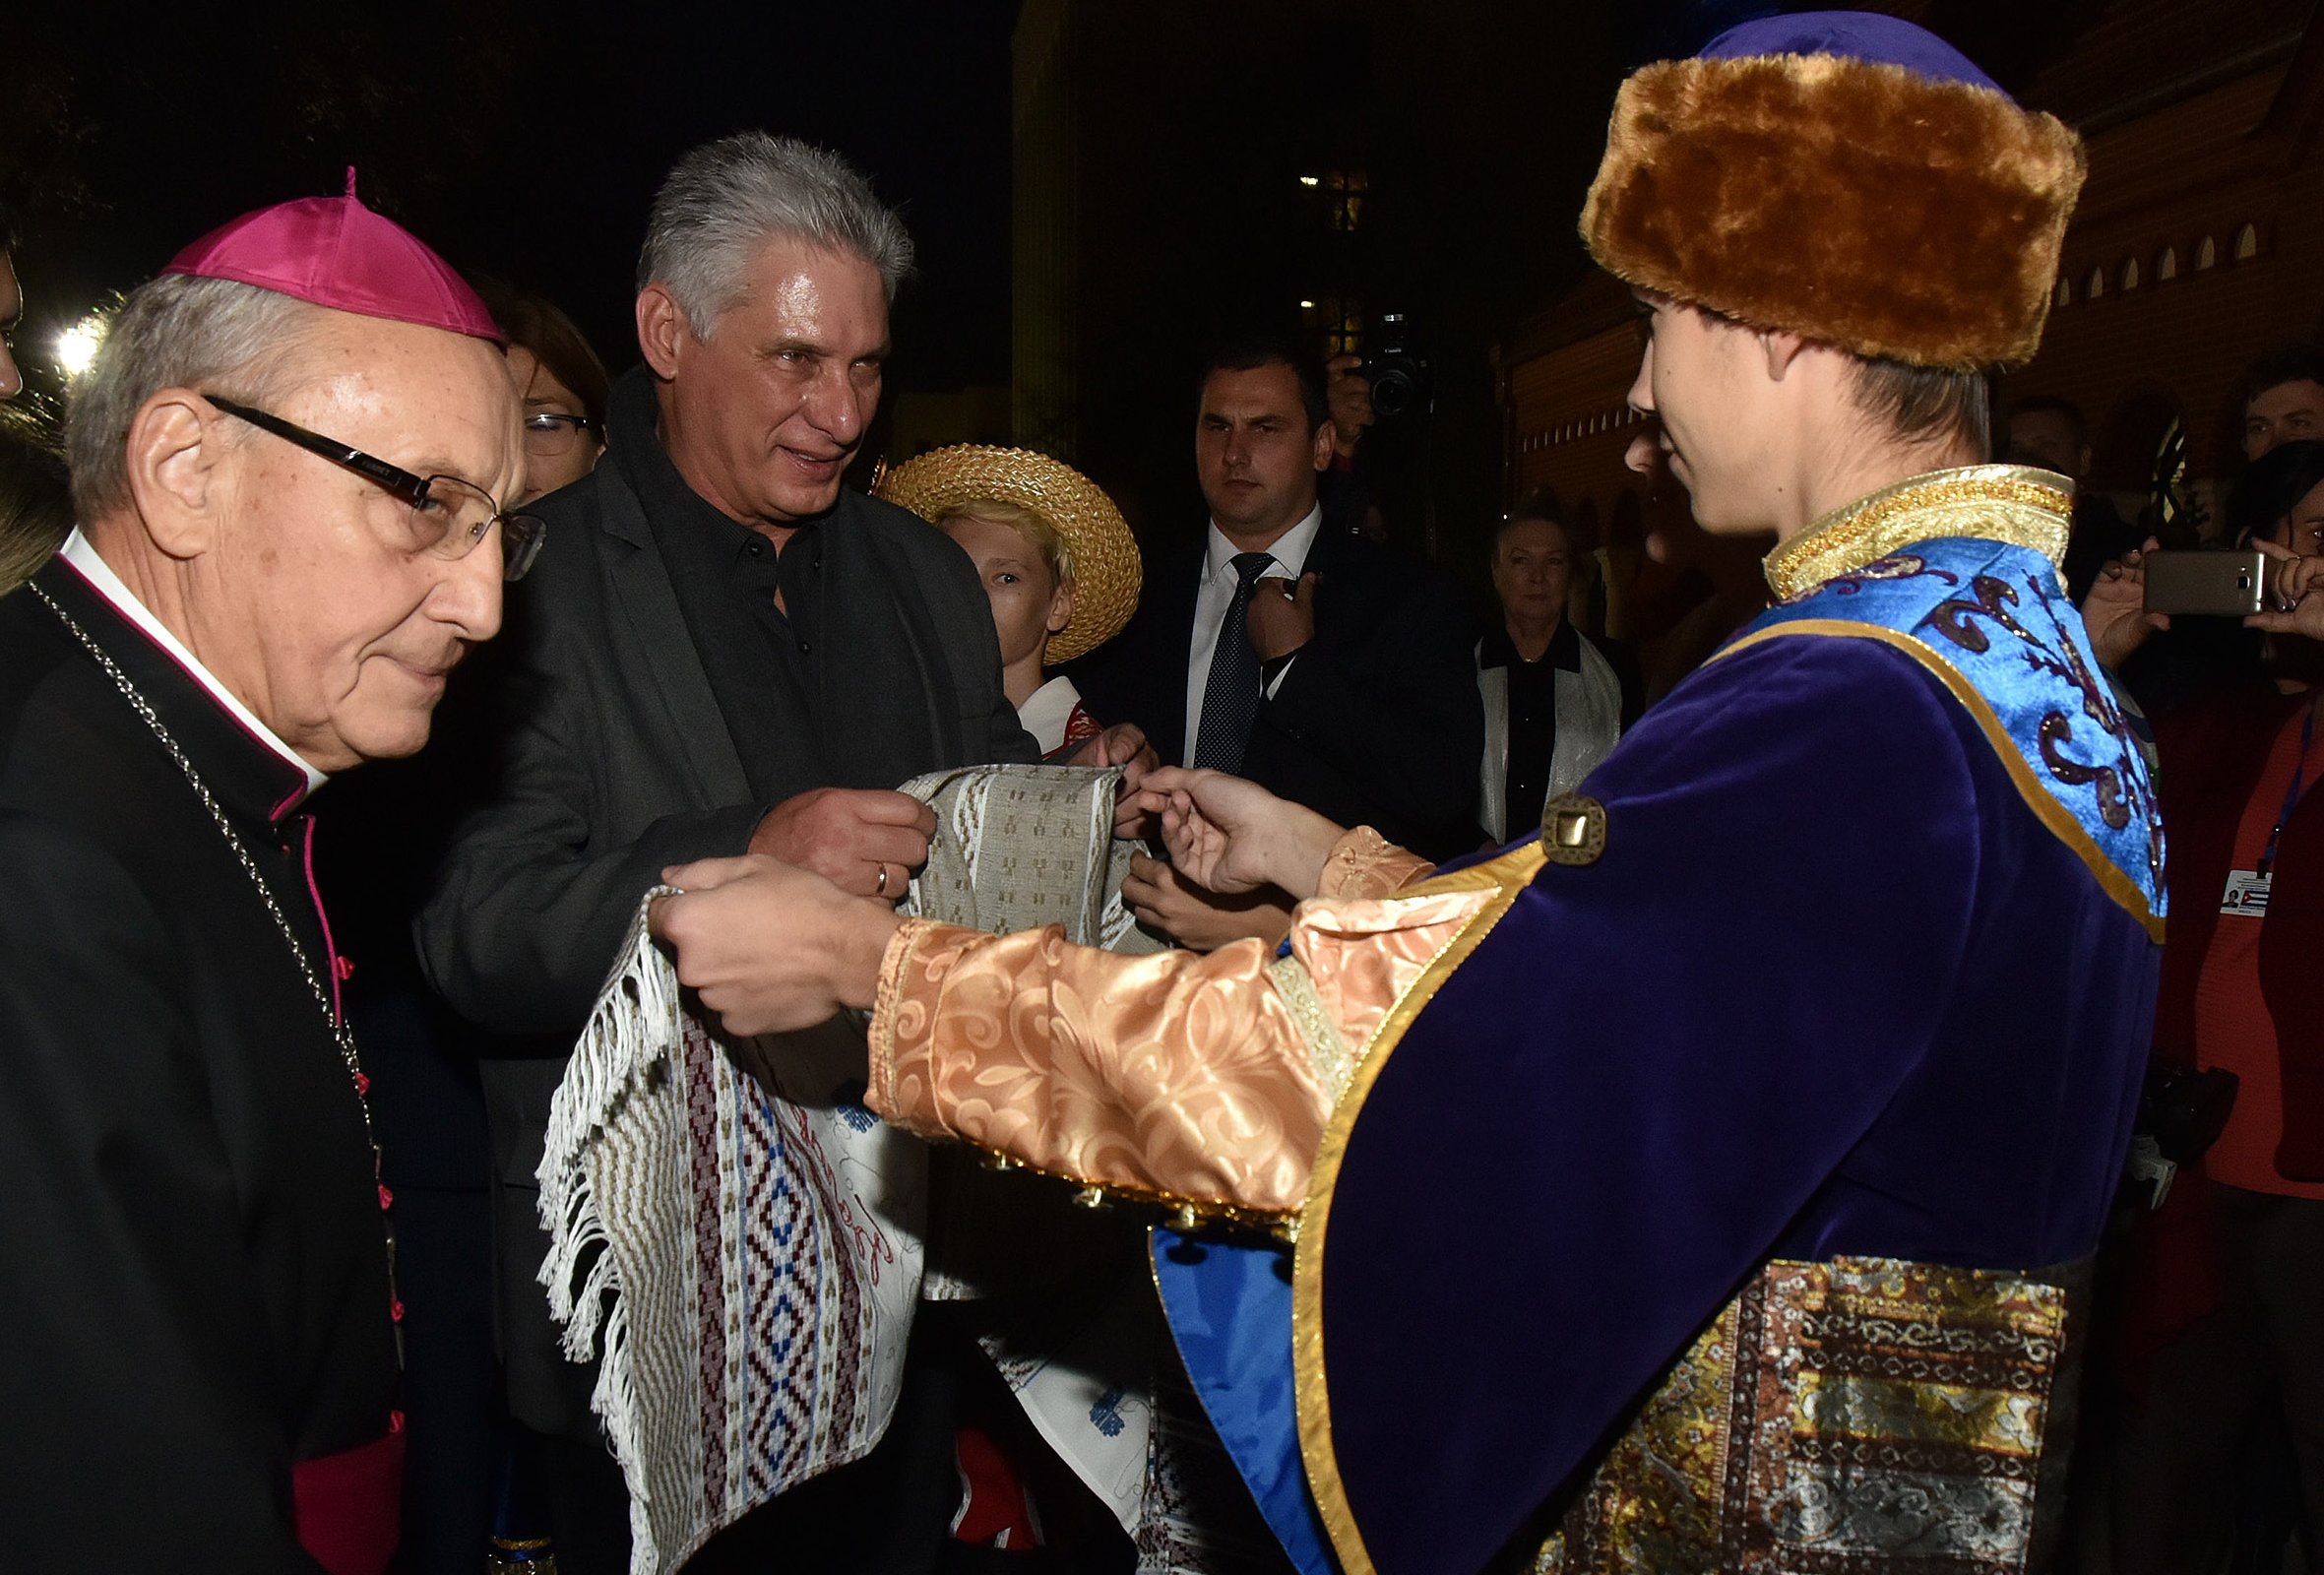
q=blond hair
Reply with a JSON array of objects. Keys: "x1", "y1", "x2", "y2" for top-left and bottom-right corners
[{"x1": 938, "y1": 498, "x2": 1075, "y2": 593}]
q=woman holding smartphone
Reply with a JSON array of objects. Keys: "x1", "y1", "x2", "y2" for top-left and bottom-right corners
[{"x1": 2092, "y1": 439, "x2": 2324, "y2": 1572}]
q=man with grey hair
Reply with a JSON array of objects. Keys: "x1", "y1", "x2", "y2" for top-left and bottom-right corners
[
  {"x1": 420, "y1": 132, "x2": 1133, "y2": 1569},
  {"x1": 0, "y1": 182, "x2": 528, "y2": 1568}
]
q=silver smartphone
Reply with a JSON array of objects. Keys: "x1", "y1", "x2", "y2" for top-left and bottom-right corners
[{"x1": 2143, "y1": 549, "x2": 2266, "y2": 617}]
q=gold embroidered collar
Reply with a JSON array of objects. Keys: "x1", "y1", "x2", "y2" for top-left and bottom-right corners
[{"x1": 1762, "y1": 464, "x2": 2074, "y2": 602}]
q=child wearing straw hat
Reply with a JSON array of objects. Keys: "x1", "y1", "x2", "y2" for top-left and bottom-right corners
[{"x1": 877, "y1": 444, "x2": 1142, "y2": 756}]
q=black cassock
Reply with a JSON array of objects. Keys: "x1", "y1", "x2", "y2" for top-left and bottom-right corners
[{"x1": 0, "y1": 556, "x2": 399, "y2": 1570}]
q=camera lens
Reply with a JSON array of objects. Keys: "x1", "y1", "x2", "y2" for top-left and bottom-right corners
[{"x1": 1371, "y1": 370, "x2": 1413, "y2": 416}]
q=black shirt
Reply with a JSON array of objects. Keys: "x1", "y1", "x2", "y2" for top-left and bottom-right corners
[
  {"x1": 1481, "y1": 619, "x2": 1584, "y2": 836},
  {"x1": 604, "y1": 369, "x2": 995, "y2": 808}
]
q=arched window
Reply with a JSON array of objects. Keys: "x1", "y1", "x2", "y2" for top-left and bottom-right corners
[
  {"x1": 2234, "y1": 221, "x2": 2260, "y2": 261},
  {"x1": 2196, "y1": 234, "x2": 2218, "y2": 271},
  {"x1": 2055, "y1": 277, "x2": 2073, "y2": 307},
  {"x1": 2156, "y1": 245, "x2": 2178, "y2": 282},
  {"x1": 2087, "y1": 265, "x2": 2105, "y2": 299},
  {"x1": 2122, "y1": 257, "x2": 2141, "y2": 290}
]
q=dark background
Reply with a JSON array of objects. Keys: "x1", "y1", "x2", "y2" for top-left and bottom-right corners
[
  {"x1": 2, "y1": 2, "x2": 1018, "y2": 393},
  {"x1": 2, "y1": 0, "x2": 2114, "y2": 574}
]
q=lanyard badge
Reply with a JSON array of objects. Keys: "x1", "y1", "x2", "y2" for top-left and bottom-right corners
[{"x1": 2224, "y1": 707, "x2": 2317, "y2": 918}]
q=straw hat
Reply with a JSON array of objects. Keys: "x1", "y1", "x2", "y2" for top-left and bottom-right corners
[{"x1": 875, "y1": 444, "x2": 1142, "y2": 665}]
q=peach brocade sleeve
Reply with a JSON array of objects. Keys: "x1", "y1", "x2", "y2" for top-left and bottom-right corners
[
  {"x1": 1315, "y1": 825, "x2": 1436, "y2": 900},
  {"x1": 866, "y1": 878, "x2": 1497, "y2": 1215}
]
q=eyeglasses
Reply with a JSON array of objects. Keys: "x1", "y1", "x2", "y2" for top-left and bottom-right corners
[
  {"x1": 204, "y1": 394, "x2": 546, "y2": 581},
  {"x1": 522, "y1": 410, "x2": 598, "y2": 461}
]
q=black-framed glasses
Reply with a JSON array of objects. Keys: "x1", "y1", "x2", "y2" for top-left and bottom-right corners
[
  {"x1": 522, "y1": 410, "x2": 598, "y2": 460},
  {"x1": 204, "y1": 394, "x2": 546, "y2": 581}
]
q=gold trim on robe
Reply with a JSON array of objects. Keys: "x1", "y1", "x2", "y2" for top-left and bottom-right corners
[
  {"x1": 1760, "y1": 465, "x2": 2073, "y2": 603},
  {"x1": 1293, "y1": 838, "x2": 1551, "y2": 1575},
  {"x1": 1712, "y1": 619, "x2": 2164, "y2": 943},
  {"x1": 1534, "y1": 1254, "x2": 2086, "y2": 1574}
]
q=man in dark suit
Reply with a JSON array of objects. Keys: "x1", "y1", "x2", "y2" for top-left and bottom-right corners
[
  {"x1": 416, "y1": 133, "x2": 1141, "y2": 1572},
  {"x1": 0, "y1": 184, "x2": 528, "y2": 1569},
  {"x1": 1089, "y1": 338, "x2": 1481, "y2": 942}
]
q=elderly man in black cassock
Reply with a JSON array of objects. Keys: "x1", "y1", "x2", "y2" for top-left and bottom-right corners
[{"x1": 0, "y1": 181, "x2": 533, "y2": 1572}]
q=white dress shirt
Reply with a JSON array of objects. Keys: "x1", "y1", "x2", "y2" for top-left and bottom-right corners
[
  {"x1": 1183, "y1": 503, "x2": 1323, "y2": 765},
  {"x1": 1018, "y1": 673, "x2": 1086, "y2": 757},
  {"x1": 58, "y1": 528, "x2": 328, "y2": 799}
]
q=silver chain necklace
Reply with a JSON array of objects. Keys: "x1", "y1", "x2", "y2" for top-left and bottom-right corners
[{"x1": 33, "y1": 583, "x2": 400, "y2": 1345}]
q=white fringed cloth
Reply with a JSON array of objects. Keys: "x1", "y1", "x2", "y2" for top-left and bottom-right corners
[{"x1": 536, "y1": 765, "x2": 1167, "y2": 1574}]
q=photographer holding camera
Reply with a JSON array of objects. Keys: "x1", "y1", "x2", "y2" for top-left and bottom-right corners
[{"x1": 2088, "y1": 440, "x2": 2324, "y2": 1572}]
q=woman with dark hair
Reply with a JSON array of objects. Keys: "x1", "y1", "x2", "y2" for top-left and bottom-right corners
[
  {"x1": 0, "y1": 195, "x2": 24, "y2": 404},
  {"x1": 470, "y1": 278, "x2": 610, "y2": 506},
  {"x1": 0, "y1": 428, "x2": 70, "y2": 596},
  {"x1": 2099, "y1": 439, "x2": 2324, "y2": 1571}
]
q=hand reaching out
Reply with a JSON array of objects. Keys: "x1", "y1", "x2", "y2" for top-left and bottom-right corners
[
  {"x1": 747, "y1": 788, "x2": 935, "y2": 907},
  {"x1": 1245, "y1": 573, "x2": 1318, "y2": 662},
  {"x1": 1140, "y1": 766, "x2": 1346, "y2": 902},
  {"x1": 651, "y1": 855, "x2": 902, "y2": 1038},
  {"x1": 1120, "y1": 851, "x2": 1294, "y2": 952},
  {"x1": 1067, "y1": 721, "x2": 1153, "y2": 772},
  {"x1": 1062, "y1": 722, "x2": 1162, "y2": 837}
]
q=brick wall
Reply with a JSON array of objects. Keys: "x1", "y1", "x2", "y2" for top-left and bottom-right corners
[
  {"x1": 1503, "y1": 55, "x2": 2323, "y2": 539},
  {"x1": 2006, "y1": 69, "x2": 2324, "y2": 498}
]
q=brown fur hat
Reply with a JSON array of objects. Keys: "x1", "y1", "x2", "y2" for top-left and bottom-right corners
[{"x1": 1581, "y1": 47, "x2": 2085, "y2": 370}]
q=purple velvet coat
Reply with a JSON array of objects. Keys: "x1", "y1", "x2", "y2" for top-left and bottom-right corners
[{"x1": 1158, "y1": 532, "x2": 2163, "y2": 1575}]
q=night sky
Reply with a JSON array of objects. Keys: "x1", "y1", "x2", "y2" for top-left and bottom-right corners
[
  {"x1": 4, "y1": 0, "x2": 2108, "y2": 533},
  {"x1": 4, "y1": 1, "x2": 1019, "y2": 408},
  {"x1": 1, "y1": 1, "x2": 1838, "y2": 398}
]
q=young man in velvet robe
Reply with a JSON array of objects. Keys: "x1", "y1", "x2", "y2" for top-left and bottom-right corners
[{"x1": 650, "y1": 14, "x2": 2165, "y2": 1573}]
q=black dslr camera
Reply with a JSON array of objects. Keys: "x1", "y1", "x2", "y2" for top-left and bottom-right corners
[
  {"x1": 1362, "y1": 313, "x2": 1434, "y2": 418},
  {"x1": 2137, "y1": 1060, "x2": 2238, "y2": 1166}
]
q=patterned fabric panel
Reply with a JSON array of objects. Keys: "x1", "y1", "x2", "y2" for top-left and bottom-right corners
[
  {"x1": 1537, "y1": 1255, "x2": 2083, "y2": 1575},
  {"x1": 1737, "y1": 535, "x2": 2165, "y2": 930}
]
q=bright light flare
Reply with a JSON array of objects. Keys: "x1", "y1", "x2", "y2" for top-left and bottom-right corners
[
  {"x1": 1297, "y1": 174, "x2": 1321, "y2": 187},
  {"x1": 1298, "y1": 299, "x2": 1316, "y2": 310},
  {"x1": 56, "y1": 315, "x2": 106, "y2": 380}
]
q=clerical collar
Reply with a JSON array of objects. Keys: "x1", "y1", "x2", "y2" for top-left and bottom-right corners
[
  {"x1": 1761, "y1": 465, "x2": 2073, "y2": 603},
  {"x1": 58, "y1": 529, "x2": 327, "y2": 800}
]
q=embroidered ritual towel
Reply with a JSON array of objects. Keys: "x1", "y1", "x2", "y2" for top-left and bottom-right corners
[{"x1": 537, "y1": 765, "x2": 1155, "y2": 1573}]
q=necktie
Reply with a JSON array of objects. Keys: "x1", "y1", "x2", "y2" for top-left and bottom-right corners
[{"x1": 1192, "y1": 551, "x2": 1276, "y2": 771}]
